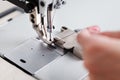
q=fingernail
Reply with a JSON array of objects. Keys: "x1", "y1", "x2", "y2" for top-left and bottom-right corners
[{"x1": 87, "y1": 26, "x2": 100, "y2": 33}]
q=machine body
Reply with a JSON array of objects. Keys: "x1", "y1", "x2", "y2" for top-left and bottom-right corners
[
  {"x1": 3, "y1": 0, "x2": 84, "y2": 79},
  {"x1": 5, "y1": 0, "x2": 83, "y2": 58}
]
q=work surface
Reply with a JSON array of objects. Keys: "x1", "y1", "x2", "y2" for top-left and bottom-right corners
[{"x1": 1, "y1": 0, "x2": 120, "y2": 80}]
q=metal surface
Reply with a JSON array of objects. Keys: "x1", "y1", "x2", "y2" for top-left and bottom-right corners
[
  {"x1": 0, "y1": 7, "x2": 23, "y2": 18},
  {"x1": 4, "y1": 38, "x2": 61, "y2": 75},
  {"x1": 34, "y1": 53, "x2": 88, "y2": 80}
]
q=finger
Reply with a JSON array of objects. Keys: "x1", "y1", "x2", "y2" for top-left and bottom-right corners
[
  {"x1": 77, "y1": 26, "x2": 120, "y2": 60},
  {"x1": 100, "y1": 31, "x2": 120, "y2": 38},
  {"x1": 77, "y1": 30, "x2": 120, "y2": 57},
  {"x1": 77, "y1": 29, "x2": 91, "y2": 47},
  {"x1": 77, "y1": 25, "x2": 100, "y2": 46}
]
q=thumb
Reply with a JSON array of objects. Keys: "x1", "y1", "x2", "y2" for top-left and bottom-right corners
[
  {"x1": 77, "y1": 25, "x2": 100, "y2": 46},
  {"x1": 77, "y1": 29, "x2": 92, "y2": 47}
]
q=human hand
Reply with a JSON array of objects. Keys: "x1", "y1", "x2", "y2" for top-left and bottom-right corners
[{"x1": 77, "y1": 26, "x2": 120, "y2": 80}]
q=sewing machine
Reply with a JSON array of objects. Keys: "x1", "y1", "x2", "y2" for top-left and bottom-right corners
[
  {"x1": 5, "y1": 0, "x2": 84, "y2": 57},
  {"x1": 1, "y1": 0, "x2": 120, "y2": 80},
  {"x1": 0, "y1": 0, "x2": 88, "y2": 80}
]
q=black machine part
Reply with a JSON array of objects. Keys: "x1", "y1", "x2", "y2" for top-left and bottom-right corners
[{"x1": 6, "y1": 0, "x2": 39, "y2": 13}]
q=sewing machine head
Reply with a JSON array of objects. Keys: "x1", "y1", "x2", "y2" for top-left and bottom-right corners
[{"x1": 5, "y1": 0, "x2": 66, "y2": 43}]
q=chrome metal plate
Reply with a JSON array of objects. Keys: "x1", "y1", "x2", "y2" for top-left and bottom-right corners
[{"x1": 4, "y1": 38, "x2": 61, "y2": 75}]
